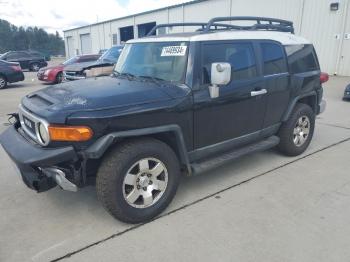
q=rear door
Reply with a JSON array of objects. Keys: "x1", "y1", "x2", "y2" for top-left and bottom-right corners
[
  {"x1": 193, "y1": 40, "x2": 267, "y2": 149},
  {"x1": 258, "y1": 41, "x2": 290, "y2": 129}
]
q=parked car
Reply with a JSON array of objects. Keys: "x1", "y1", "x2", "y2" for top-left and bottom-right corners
[
  {"x1": 98, "y1": 49, "x2": 108, "y2": 55},
  {"x1": 64, "y1": 46, "x2": 123, "y2": 81},
  {"x1": 37, "y1": 54, "x2": 100, "y2": 84},
  {"x1": 0, "y1": 51, "x2": 47, "y2": 71},
  {"x1": 0, "y1": 17, "x2": 328, "y2": 223},
  {"x1": 343, "y1": 84, "x2": 350, "y2": 100},
  {"x1": 0, "y1": 60, "x2": 24, "y2": 89},
  {"x1": 28, "y1": 50, "x2": 51, "y2": 61}
]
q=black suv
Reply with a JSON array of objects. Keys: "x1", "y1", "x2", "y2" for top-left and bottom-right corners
[
  {"x1": 0, "y1": 17, "x2": 328, "y2": 223},
  {"x1": 0, "y1": 51, "x2": 47, "y2": 71}
]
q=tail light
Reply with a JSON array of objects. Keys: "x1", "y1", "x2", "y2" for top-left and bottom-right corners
[
  {"x1": 11, "y1": 65, "x2": 22, "y2": 72},
  {"x1": 320, "y1": 72, "x2": 329, "y2": 84}
]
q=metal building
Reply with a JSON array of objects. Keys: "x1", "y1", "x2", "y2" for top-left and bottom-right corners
[{"x1": 63, "y1": 0, "x2": 350, "y2": 76}]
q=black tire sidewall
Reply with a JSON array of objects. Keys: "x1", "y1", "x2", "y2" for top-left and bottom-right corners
[
  {"x1": 97, "y1": 139, "x2": 180, "y2": 223},
  {"x1": 0, "y1": 76, "x2": 7, "y2": 89},
  {"x1": 278, "y1": 104, "x2": 315, "y2": 156},
  {"x1": 56, "y1": 72, "x2": 63, "y2": 83}
]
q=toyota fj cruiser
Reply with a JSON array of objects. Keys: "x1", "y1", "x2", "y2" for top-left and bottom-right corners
[{"x1": 0, "y1": 17, "x2": 328, "y2": 223}]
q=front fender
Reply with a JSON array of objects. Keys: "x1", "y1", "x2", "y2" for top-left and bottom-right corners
[{"x1": 83, "y1": 124, "x2": 192, "y2": 175}]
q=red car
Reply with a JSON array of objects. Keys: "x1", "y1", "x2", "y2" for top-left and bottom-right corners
[{"x1": 37, "y1": 54, "x2": 100, "y2": 84}]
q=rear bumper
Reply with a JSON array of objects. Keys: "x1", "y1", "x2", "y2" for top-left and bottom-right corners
[
  {"x1": 318, "y1": 99, "x2": 326, "y2": 114},
  {"x1": 8, "y1": 72, "x2": 24, "y2": 83},
  {"x1": 0, "y1": 125, "x2": 78, "y2": 192}
]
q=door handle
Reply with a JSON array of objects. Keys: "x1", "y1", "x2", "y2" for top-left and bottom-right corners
[{"x1": 251, "y1": 89, "x2": 267, "y2": 97}]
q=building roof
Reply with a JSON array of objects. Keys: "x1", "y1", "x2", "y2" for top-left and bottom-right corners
[
  {"x1": 63, "y1": 0, "x2": 208, "y2": 32},
  {"x1": 128, "y1": 30, "x2": 311, "y2": 45}
]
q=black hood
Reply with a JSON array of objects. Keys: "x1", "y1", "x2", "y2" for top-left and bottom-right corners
[
  {"x1": 64, "y1": 59, "x2": 114, "y2": 72},
  {"x1": 21, "y1": 76, "x2": 190, "y2": 123}
]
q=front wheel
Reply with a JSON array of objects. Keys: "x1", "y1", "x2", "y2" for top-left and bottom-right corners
[
  {"x1": 277, "y1": 103, "x2": 315, "y2": 156},
  {"x1": 55, "y1": 72, "x2": 63, "y2": 84},
  {"x1": 96, "y1": 138, "x2": 180, "y2": 223}
]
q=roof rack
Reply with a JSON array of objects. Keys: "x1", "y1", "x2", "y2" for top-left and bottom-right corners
[
  {"x1": 204, "y1": 16, "x2": 294, "y2": 34},
  {"x1": 146, "y1": 22, "x2": 237, "y2": 36}
]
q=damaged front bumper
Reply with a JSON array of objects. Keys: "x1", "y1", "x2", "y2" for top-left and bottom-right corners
[{"x1": 0, "y1": 125, "x2": 79, "y2": 192}]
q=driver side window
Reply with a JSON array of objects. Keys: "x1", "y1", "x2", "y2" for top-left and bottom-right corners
[{"x1": 201, "y1": 42, "x2": 257, "y2": 84}]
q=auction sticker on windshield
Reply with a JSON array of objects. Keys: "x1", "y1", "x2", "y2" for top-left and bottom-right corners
[{"x1": 161, "y1": 46, "x2": 187, "y2": 56}]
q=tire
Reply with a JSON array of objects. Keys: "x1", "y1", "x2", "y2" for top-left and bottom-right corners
[
  {"x1": 55, "y1": 72, "x2": 63, "y2": 84},
  {"x1": 0, "y1": 75, "x2": 7, "y2": 89},
  {"x1": 30, "y1": 63, "x2": 40, "y2": 72},
  {"x1": 277, "y1": 103, "x2": 315, "y2": 156},
  {"x1": 96, "y1": 138, "x2": 180, "y2": 223}
]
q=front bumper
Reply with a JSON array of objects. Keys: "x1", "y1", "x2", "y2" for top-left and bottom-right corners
[
  {"x1": 63, "y1": 72, "x2": 86, "y2": 81},
  {"x1": 0, "y1": 125, "x2": 78, "y2": 192},
  {"x1": 343, "y1": 89, "x2": 350, "y2": 100}
]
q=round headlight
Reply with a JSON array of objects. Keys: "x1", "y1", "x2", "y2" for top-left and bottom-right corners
[{"x1": 38, "y1": 123, "x2": 50, "y2": 144}]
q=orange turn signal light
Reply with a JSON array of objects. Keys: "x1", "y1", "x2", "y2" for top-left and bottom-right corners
[{"x1": 48, "y1": 125, "x2": 93, "y2": 142}]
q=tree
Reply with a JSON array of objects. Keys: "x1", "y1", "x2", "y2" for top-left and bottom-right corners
[{"x1": 0, "y1": 19, "x2": 65, "y2": 56}]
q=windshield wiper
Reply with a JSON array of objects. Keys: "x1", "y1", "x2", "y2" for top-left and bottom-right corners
[
  {"x1": 138, "y1": 75, "x2": 167, "y2": 86},
  {"x1": 113, "y1": 71, "x2": 137, "y2": 81}
]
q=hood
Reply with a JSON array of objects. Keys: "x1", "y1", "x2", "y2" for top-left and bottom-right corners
[
  {"x1": 21, "y1": 76, "x2": 190, "y2": 123},
  {"x1": 64, "y1": 61, "x2": 98, "y2": 72},
  {"x1": 39, "y1": 64, "x2": 63, "y2": 72}
]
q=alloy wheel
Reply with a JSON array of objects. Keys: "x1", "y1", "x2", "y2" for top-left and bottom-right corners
[
  {"x1": 293, "y1": 115, "x2": 310, "y2": 147},
  {"x1": 122, "y1": 158, "x2": 168, "y2": 208}
]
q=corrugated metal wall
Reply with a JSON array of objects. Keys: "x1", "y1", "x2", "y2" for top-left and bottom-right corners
[{"x1": 64, "y1": 0, "x2": 350, "y2": 75}]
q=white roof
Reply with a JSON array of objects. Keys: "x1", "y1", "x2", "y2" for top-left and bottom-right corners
[{"x1": 128, "y1": 31, "x2": 311, "y2": 45}]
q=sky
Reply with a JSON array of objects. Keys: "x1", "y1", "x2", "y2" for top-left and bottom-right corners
[{"x1": 0, "y1": 0, "x2": 191, "y2": 35}]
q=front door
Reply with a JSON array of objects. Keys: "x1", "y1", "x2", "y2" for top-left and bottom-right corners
[{"x1": 193, "y1": 41, "x2": 267, "y2": 149}]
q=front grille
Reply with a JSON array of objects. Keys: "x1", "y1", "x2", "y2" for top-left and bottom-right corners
[
  {"x1": 18, "y1": 104, "x2": 49, "y2": 146},
  {"x1": 65, "y1": 71, "x2": 77, "y2": 76}
]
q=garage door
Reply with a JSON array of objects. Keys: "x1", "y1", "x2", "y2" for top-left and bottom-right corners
[
  {"x1": 66, "y1": 37, "x2": 75, "y2": 58},
  {"x1": 80, "y1": 34, "x2": 92, "y2": 54}
]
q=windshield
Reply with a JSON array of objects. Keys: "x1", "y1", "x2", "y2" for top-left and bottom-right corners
[
  {"x1": 62, "y1": 56, "x2": 78, "y2": 65},
  {"x1": 100, "y1": 46, "x2": 123, "y2": 62},
  {"x1": 114, "y1": 42, "x2": 189, "y2": 83},
  {"x1": 0, "y1": 52, "x2": 9, "y2": 59}
]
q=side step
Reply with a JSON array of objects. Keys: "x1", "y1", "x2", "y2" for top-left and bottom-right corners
[{"x1": 191, "y1": 136, "x2": 280, "y2": 175}]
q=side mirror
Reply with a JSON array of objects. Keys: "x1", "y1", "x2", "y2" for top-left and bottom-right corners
[{"x1": 209, "y1": 63, "x2": 231, "y2": 98}]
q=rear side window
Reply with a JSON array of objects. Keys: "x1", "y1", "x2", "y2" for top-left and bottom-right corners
[
  {"x1": 261, "y1": 42, "x2": 287, "y2": 75},
  {"x1": 201, "y1": 42, "x2": 257, "y2": 84},
  {"x1": 285, "y1": 44, "x2": 319, "y2": 73}
]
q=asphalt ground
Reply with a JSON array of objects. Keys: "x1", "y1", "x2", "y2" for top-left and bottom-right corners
[{"x1": 0, "y1": 64, "x2": 349, "y2": 262}]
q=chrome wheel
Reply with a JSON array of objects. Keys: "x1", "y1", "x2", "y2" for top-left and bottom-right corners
[
  {"x1": 293, "y1": 115, "x2": 310, "y2": 147},
  {"x1": 0, "y1": 77, "x2": 6, "y2": 88},
  {"x1": 122, "y1": 158, "x2": 168, "y2": 209},
  {"x1": 31, "y1": 64, "x2": 40, "y2": 71}
]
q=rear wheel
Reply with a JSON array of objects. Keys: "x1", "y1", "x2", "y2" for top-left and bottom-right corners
[
  {"x1": 30, "y1": 63, "x2": 40, "y2": 72},
  {"x1": 0, "y1": 75, "x2": 7, "y2": 89},
  {"x1": 277, "y1": 103, "x2": 315, "y2": 156},
  {"x1": 96, "y1": 138, "x2": 180, "y2": 223}
]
